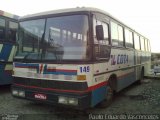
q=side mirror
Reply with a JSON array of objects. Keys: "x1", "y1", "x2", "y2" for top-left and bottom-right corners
[{"x1": 96, "y1": 25, "x2": 104, "y2": 40}]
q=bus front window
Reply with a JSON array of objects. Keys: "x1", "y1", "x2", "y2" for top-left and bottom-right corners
[
  {"x1": 17, "y1": 15, "x2": 89, "y2": 61},
  {"x1": 18, "y1": 19, "x2": 45, "y2": 59},
  {"x1": 43, "y1": 15, "x2": 89, "y2": 61}
]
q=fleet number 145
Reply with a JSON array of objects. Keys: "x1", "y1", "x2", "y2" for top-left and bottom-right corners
[{"x1": 80, "y1": 66, "x2": 90, "y2": 73}]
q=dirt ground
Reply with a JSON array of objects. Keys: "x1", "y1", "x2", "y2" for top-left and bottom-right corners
[{"x1": 0, "y1": 78, "x2": 160, "y2": 120}]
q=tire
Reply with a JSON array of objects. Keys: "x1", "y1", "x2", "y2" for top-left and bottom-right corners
[
  {"x1": 137, "y1": 68, "x2": 144, "y2": 84},
  {"x1": 141, "y1": 68, "x2": 144, "y2": 80},
  {"x1": 98, "y1": 85, "x2": 113, "y2": 108}
]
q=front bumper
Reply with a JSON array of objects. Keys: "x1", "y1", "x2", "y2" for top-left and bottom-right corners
[{"x1": 11, "y1": 84, "x2": 91, "y2": 109}]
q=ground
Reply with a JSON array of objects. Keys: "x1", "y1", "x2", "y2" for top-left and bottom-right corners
[{"x1": 0, "y1": 78, "x2": 160, "y2": 120}]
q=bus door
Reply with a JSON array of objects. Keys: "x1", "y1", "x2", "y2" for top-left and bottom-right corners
[{"x1": 135, "y1": 51, "x2": 142, "y2": 80}]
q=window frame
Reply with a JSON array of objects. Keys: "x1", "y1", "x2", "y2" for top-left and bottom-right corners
[
  {"x1": 140, "y1": 36, "x2": 145, "y2": 51},
  {"x1": 111, "y1": 21, "x2": 124, "y2": 47},
  {"x1": 124, "y1": 28, "x2": 134, "y2": 48},
  {"x1": 92, "y1": 13, "x2": 111, "y2": 61},
  {"x1": 8, "y1": 21, "x2": 18, "y2": 42},
  {"x1": 134, "y1": 33, "x2": 140, "y2": 50},
  {"x1": 0, "y1": 17, "x2": 6, "y2": 41}
]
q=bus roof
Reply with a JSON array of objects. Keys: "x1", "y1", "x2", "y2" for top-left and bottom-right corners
[
  {"x1": 19, "y1": 7, "x2": 132, "y2": 31},
  {"x1": 20, "y1": 7, "x2": 113, "y2": 19},
  {"x1": 19, "y1": 7, "x2": 148, "y2": 39},
  {"x1": 0, "y1": 10, "x2": 19, "y2": 19}
]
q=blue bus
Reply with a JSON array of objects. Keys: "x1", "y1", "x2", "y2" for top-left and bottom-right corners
[{"x1": 0, "y1": 10, "x2": 19, "y2": 85}]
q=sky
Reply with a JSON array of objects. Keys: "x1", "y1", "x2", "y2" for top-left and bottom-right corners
[{"x1": 0, "y1": 0, "x2": 160, "y2": 53}]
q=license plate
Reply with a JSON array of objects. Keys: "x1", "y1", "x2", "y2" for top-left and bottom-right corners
[{"x1": 34, "y1": 93, "x2": 47, "y2": 100}]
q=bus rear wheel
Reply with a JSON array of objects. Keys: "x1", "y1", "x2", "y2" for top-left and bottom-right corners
[
  {"x1": 98, "y1": 85, "x2": 113, "y2": 108},
  {"x1": 137, "y1": 67, "x2": 144, "y2": 84}
]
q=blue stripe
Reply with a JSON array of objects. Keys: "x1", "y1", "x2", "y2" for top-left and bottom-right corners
[
  {"x1": 0, "y1": 44, "x2": 13, "y2": 70},
  {"x1": 15, "y1": 63, "x2": 77, "y2": 75},
  {"x1": 15, "y1": 63, "x2": 39, "y2": 68},
  {"x1": 15, "y1": 63, "x2": 39, "y2": 73},
  {"x1": 0, "y1": 44, "x2": 12, "y2": 61},
  {"x1": 0, "y1": 44, "x2": 13, "y2": 84},
  {"x1": 91, "y1": 86, "x2": 107, "y2": 107},
  {"x1": 117, "y1": 72, "x2": 136, "y2": 91},
  {"x1": 43, "y1": 65, "x2": 77, "y2": 75}
]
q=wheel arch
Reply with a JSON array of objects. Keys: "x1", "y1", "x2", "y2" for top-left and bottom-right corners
[{"x1": 108, "y1": 74, "x2": 118, "y2": 92}]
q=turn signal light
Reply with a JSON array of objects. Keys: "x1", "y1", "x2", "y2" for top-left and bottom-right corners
[{"x1": 77, "y1": 75, "x2": 86, "y2": 81}]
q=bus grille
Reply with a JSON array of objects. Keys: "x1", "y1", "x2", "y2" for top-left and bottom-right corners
[{"x1": 13, "y1": 77, "x2": 88, "y2": 91}]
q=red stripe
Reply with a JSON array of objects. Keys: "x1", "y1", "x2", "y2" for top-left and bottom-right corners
[
  {"x1": 47, "y1": 69, "x2": 56, "y2": 72},
  {"x1": 39, "y1": 64, "x2": 43, "y2": 73},
  {"x1": 15, "y1": 81, "x2": 107, "y2": 94},
  {"x1": 47, "y1": 69, "x2": 77, "y2": 73},
  {"x1": 87, "y1": 81, "x2": 107, "y2": 91}
]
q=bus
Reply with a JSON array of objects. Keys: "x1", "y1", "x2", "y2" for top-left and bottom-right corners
[
  {"x1": 12, "y1": 7, "x2": 151, "y2": 109},
  {"x1": 0, "y1": 10, "x2": 19, "y2": 85}
]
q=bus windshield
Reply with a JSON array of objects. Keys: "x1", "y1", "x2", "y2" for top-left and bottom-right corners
[{"x1": 18, "y1": 15, "x2": 89, "y2": 61}]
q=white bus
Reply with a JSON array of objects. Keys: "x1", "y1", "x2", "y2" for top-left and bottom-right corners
[{"x1": 12, "y1": 7, "x2": 151, "y2": 109}]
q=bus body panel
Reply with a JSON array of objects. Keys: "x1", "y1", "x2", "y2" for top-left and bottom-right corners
[
  {"x1": 0, "y1": 10, "x2": 18, "y2": 85},
  {"x1": 135, "y1": 50, "x2": 142, "y2": 80},
  {"x1": 13, "y1": 63, "x2": 95, "y2": 108},
  {"x1": 13, "y1": 63, "x2": 94, "y2": 87},
  {"x1": 0, "y1": 42, "x2": 17, "y2": 85},
  {"x1": 13, "y1": 62, "x2": 110, "y2": 108},
  {"x1": 91, "y1": 85, "x2": 107, "y2": 107},
  {"x1": 93, "y1": 48, "x2": 136, "y2": 92}
]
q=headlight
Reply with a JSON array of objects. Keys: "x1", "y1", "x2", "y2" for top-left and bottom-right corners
[
  {"x1": 12, "y1": 90, "x2": 18, "y2": 96},
  {"x1": 58, "y1": 96, "x2": 78, "y2": 106},
  {"x1": 68, "y1": 98, "x2": 78, "y2": 106},
  {"x1": 19, "y1": 91, "x2": 25, "y2": 97},
  {"x1": 58, "y1": 96, "x2": 68, "y2": 104},
  {"x1": 12, "y1": 89, "x2": 25, "y2": 97}
]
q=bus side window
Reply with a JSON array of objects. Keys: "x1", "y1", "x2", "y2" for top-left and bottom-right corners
[
  {"x1": 145, "y1": 39, "x2": 148, "y2": 52},
  {"x1": 125, "y1": 28, "x2": 133, "y2": 48},
  {"x1": 111, "y1": 21, "x2": 124, "y2": 47},
  {"x1": 140, "y1": 36, "x2": 145, "y2": 51},
  {"x1": 134, "y1": 33, "x2": 140, "y2": 50},
  {"x1": 8, "y1": 21, "x2": 18, "y2": 42},
  {"x1": 0, "y1": 18, "x2": 5, "y2": 41},
  {"x1": 147, "y1": 39, "x2": 151, "y2": 52}
]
